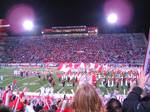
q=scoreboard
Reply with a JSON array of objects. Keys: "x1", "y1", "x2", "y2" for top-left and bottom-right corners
[{"x1": 42, "y1": 26, "x2": 98, "y2": 36}]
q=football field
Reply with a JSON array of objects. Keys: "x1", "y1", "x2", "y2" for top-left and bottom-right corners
[
  {"x1": 0, "y1": 67, "x2": 67, "y2": 93},
  {"x1": 0, "y1": 66, "x2": 128, "y2": 95}
]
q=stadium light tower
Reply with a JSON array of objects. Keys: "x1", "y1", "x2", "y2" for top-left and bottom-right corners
[
  {"x1": 22, "y1": 20, "x2": 34, "y2": 31},
  {"x1": 107, "y1": 13, "x2": 118, "y2": 24}
]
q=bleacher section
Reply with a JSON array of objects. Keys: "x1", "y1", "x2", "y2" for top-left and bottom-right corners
[{"x1": 0, "y1": 33, "x2": 147, "y2": 64}]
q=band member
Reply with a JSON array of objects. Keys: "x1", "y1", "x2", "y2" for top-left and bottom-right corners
[{"x1": 62, "y1": 80, "x2": 66, "y2": 87}]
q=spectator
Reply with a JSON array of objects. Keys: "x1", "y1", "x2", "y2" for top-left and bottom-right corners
[
  {"x1": 106, "y1": 98, "x2": 123, "y2": 112},
  {"x1": 1, "y1": 34, "x2": 146, "y2": 63},
  {"x1": 0, "y1": 106, "x2": 11, "y2": 112},
  {"x1": 123, "y1": 70, "x2": 150, "y2": 112},
  {"x1": 0, "y1": 98, "x2": 2, "y2": 106},
  {"x1": 34, "y1": 100, "x2": 44, "y2": 112},
  {"x1": 72, "y1": 82, "x2": 105, "y2": 112}
]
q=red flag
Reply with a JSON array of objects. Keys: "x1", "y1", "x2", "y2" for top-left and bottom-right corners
[
  {"x1": 94, "y1": 63, "x2": 99, "y2": 69},
  {"x1": 74, "y1": 63, "x2": 80, "y2": 69},
  {"x1": 98, "y1": 66, "x2": 102, "y2": 72},
  {"x1": 13, "y1": 80, "x2": 17, "y2": 85},
  {"x1": 68, "y1": 63, "x2": 73, "y2": 68},
  {"x1": 57, "y1": 63, "x2": 64, "y2": 70},
  {"x1": 67, "y1": 70, "x2": 72, "y2": 74},
  {"x1": 57, "y1": 74, "x2": 62, "y2": 78}
]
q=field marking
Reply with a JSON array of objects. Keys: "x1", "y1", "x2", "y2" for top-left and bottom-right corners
[
  {"x1": 1, "y1": 75, "x2": 14, "y2": 77},
  {"x1": 17, "y1": 78, "x2": 42, "y2": 90},
  {"x1": 1, "y1": 75, "x2": 14, "y2": 83},
  {"x1": 15, "y1": 76, "x2": 36, "y2": 83},
  {"x1": 57, "y1": 87, "x2": 64, "y2": 93},
  {"x1": 3, "y1": 76, "x2": 37, "y2": 87},
  {"x1": 34, "y1": 83, "x2": 49, "y2": 92},
  {"x1": 3, "y1": 78, "x2": 14, "y2": 82}
]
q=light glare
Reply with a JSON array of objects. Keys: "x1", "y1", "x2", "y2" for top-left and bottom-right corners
[
  {"x1": 23, "y1": 20, "x2": 33, "y2": 31},
  {"x1": 107, "y1": 13, "x2": 118, "y2": 24}
]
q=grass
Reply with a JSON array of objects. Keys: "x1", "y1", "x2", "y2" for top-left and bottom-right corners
[{"x1": 0, "y1": 67, "x2": 129, "y2": 94}]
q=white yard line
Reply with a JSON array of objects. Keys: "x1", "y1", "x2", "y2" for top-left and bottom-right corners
[
  {"x1": 3, "y1": 78, "x2": 13, "y2": 82},
  {"x1": 34, "y1": 83, "x2": 49, "y2": 92},
  {"x1": 17, "y1": 78, "x2": 41, "y2": 90},
  {"x1": 57, "y1": 87, "x2": 64, "y2": 93},
  {"x1": 16, "y1": 76, "x2": 36, "y2": 83},
  {"x1": 6, "y1": 76, "x2": 36, "y2": 87},
  {"x1": 2, "y1": 75, "x2": 14, "y2": 77}
]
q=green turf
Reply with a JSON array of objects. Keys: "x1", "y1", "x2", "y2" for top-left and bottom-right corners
[
  {"x1": 0, "y1": 67, "x2": 129, "y2": 94},
  {"x1": 0, "y1": 67, "x2": 72, "y2": 93}
]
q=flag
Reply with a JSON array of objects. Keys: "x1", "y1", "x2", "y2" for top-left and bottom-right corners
[
  {"x1": 4, "y1": 91, "x2": 10, "y2": 106},
  {"x1": 57, "y1": 63, "x2": 64, "y2": 70},
  {"x1": 94, "y1": 63, "x2": 99, "y2": 69},
  {"x1": 98, "y1": 65, "x2": 103, "y2": 72},
  {"x1": 144, "y1": 28, "x2": 150, "y2": 74},
  {"x1": 66, "y1": 63, "x2": 73, "y2": 69},
  {"x1": 89, "y1": 63, "x2": 95, "y2": 69},
  {"x1": 74, "y1": 63, "x2": 80, "y2": 69},
  {"x1": 57, "y1": 74, "x2": 62, "y2": 78},
  {"x1": 79, "y1": 62, "x2": 86, "y2": 68},
  {"x1": 57, "y1": 63, "x2": 70, "y2": 72}
]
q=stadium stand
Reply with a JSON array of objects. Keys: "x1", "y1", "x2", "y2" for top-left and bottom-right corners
[
  {"x1": 0, "y1": 33, "x2": 147, "y2": 64},
  {"x1": 0, "y1": 33, "x2": 149, "y2": 112}
]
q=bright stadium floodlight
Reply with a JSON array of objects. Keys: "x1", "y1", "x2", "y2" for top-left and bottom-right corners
[
  {"x1": 107, "y1": 13, "x2": 118, "y2": 24},
  {"x1": 22, "y1": 20, "x2": 34, "y2": 31}
]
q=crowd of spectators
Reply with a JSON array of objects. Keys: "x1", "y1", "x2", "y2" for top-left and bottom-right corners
[
  {"x1": 0, "y1": 33, "x2": 148, "y2": 111},
  {"x1": 0, "y1": 33, "x2": 146, "y2": 63},
  {"x1": 0, "y1": 70, "x2": 150, "y2": 112}
]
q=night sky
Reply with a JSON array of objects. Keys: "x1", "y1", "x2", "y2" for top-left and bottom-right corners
[{"x1": 0, "y1": 0, "x2": 149, "y2": 34}]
